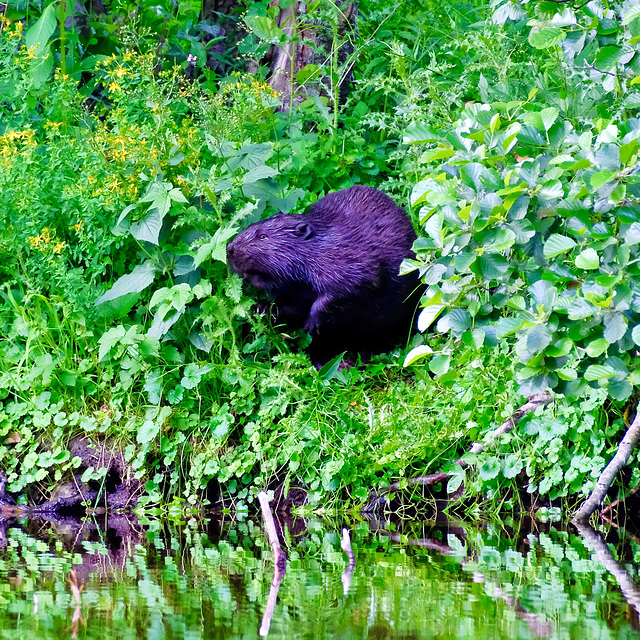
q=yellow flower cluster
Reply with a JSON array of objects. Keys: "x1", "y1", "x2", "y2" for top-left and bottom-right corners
[
  {"x1": 27, "y1": 227, "x2": 65, "y2": 254},
  {"x1": 0, "y1": 129, "x2": 36, "y2": 172}
]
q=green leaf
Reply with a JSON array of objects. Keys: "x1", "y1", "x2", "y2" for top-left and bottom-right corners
[
  {"x1": 586, "y1": 338, "x2": 609, "y2": 357},
  {"x1": 543, "y1": 234, "x2": 576, "y2": 259},
  {"x1": 527, "y1": 324, "x2": 553, "y2": 354},
  {"x1": 623, "y1": 5, "x2": 640, "y2": 25},
  {"x1": 496, "y1": 317, "x2": 522, "y2": 338},
  {"x1": 539, "y1": 108, "x2": 559, "y2": 132},
  {"x1": 479, "y1": 253, "x2": 509, "y2": 279},
  {"x1": 25, "y1": 3, "x2": 57, "y2": 55},
  {"x1": 295, "y1": 63, "x2": 320, "y2": 84},
  {"x1": 603, "y1": 313, "x2": 628, "y2": 343},
  {"x1": 319, "y1": 352, "x2": 347, "y2": 380},
  {"x1": 595, "y1": 45, "x2": 622, "y2": 72},
  {"x1": 479, "y1": 456, "x2": 501, "y2": 481},
  {"x1": 417, "y1": 304, "x2": 444, "y2": 332},
  {"x1": 429, "y1": 354, "x2": 451, "y2": 377},
  {"x1": 528, "y1": 26, "x2": 565, "y2": 50},
  {"x1": 29, "y1": 47, "x2": 54, "y2": 88},
  {"x1": 95, "y1": 261, "x2": 158, "y2": 305},
  {"x1": 584, "y1": 365, "x2": 617, "y2": 381},
  {"x1": 590, "y1": 171, "x2": 615, "y2": 190},
  {"x1": 632, "y1": 325, "x2": 640, "y2": 346},
  {"x1": 98, "y1": 325, "x2": 126, "y2": 362},
  {"x1": 503, "y1": 455, "x2": 523, "y2": 479},
  {"x1": 137, "y1": 419, "x2": 160, "y2": 444},
  {"x1": 130, "y1": 208, "x2": 163, "y2": 244},
  {"x1": 243, "y1": 165, "x2": 279, "y2": 184},
  {"x1": 244, "y1": 15, "x2": 283, "y2": 40},
  {"x1": 575, "y1": 248, "x2": 599, "y2": 270},
  {"x1": 403, "y1": 345, "x2": 433, "y2": 366}
]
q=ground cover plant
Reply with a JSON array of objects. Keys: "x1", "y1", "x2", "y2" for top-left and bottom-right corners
[{"x1": 0, "y1": 0, "x2": 639, "y2": 518}]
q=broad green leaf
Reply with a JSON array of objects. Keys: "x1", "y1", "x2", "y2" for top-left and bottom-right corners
[
  {"x1": 586, "y1": 338, "x2": 609, "y2": 357},
  {"x1": 98, "y1": 325, "x2": 126, "y2": 362},
  {"x1": 503, "y1": 455, "x2": 523, "y2": 479},
  {"x1": 496, "y1": 317, "x2": 523, "y2": 338},
  {"x1": 404, "y1": 122, "x2": 439, "y2": 145},
  {"x1": 603, "y1": 313, "x2": 627, "y2": 343},
  {"x1": 623, "y1": 5, "x2": 640, "y2": 25},
  {"x1": 575, "y1": 248, "x2": 599, "y2": 270},
  {"x1": 528, "y1": 26, "x2": 565, "y2": 50},
  {"x1": 244, "y1": 15, "x2": 283, "y2": 40},
  {"x1": 584, "y1": 364, "x2": 617, "y2": 381},
  {"x1": 543, "y1": 234, "x2": 576, "y2": 259},
  {"x1": 403, "y1": 345, "x2": 434, "y2": 366},
  {"x1": 479, "y1": 253, "x2": 509, "y2": 279},
  {"x1": 527, "y1": 324, "x2": 553, "y2": 353},
  {"x1": 243, "y1": 165, "x2": 279, "y2": 184},
  {"x1": 29, "y1": 47, "x2": 54, "y2": 87},
  {"x1": 295, "y1": 64, "x2": 320, "y2": 84},
  {"x1": 417, "y1": 304, "x2": 444, "y2": 332},
  {"x1": 595, "y1": 45, "x2": 622, "y2": 72},
  {"x1": 95, "y1": 261, "x2": 158, "y2": 304},
  {"x1": 632, "y1": 325, "x2": 640, "y2": 346},
  {"x1": 25, "y1": 4, "x2": 57, "y2": 55},
  {"x1": 590, "y1": 171, "x2": 615, "y2": 190},
  {"x1": 540, "y1": 108, "x2": 559, "y2": 132},
  {"x1": 319, "y1": 352, "x2": 347, "y2": 380},
  {"x1": 429, "y1": 354, "x2": 451, "y2": 377},
  {"x1": 137, "y1": 419, "x2": 160, "y2": 444},
  {"x1": 130, "y1": 208, "x2": 163, "y2": 245},
  {"x1": 479, "y1": 456, "x2": 501, "y2": 481}
]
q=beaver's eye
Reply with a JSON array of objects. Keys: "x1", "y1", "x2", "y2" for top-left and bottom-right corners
[{"x1": 259, "y1": 234, "x2": 266, "y2": 240}]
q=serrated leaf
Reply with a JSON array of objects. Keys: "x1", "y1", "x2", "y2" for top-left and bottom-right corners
[
  {"x1": 403, "y1": 345, "x2": 434, "y2": 366},
  {"x1": 95, "y1": 261, "x2": 158, "y2": 304},
  {"x1": 137, "y1": 419, "x2": 160, "y2": 444},
  {"x1": 529, "y1": 26, "x2": 565, "y2": 50},
  {"x1": 479, "y1": 253, "x2": 509, "y2": 279},
  {"x1": 543, "y1": 234, "x2": 576, "y2": 258},
  {"x1": 584, "y1": 364, "x2": 616, "y2": 381},
  {"x1": 575, "y1": 248, "x2": 599, "y2": 270},
  {"x1": 98, "y1": 325, "x2": 126, "y2": 362}
]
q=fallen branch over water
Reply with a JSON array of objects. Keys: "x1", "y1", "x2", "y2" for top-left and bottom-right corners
[
  {"x1": 257, "y1": 491, "x2": 287, "y2": 637},
  {"x1": 340, "y1": 528, "x2": 356, "y2": 595},
  {"x1": 573, "y1": 410, "x2": 640, "y2": 524},
  {"x1": 364, "y1": 393, "x2": 553, "y2": 511}
]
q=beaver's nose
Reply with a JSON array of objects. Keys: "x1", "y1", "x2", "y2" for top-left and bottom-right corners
[{"x1": 227, "y1": 245, "x2": 235, "y2": 257}]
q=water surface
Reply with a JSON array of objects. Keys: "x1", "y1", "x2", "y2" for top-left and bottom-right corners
[{"x1": 1, "y1": 513, "x2": 639, "y2": 639}]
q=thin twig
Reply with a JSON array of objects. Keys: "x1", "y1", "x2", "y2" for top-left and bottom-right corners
[
  {"x1": 364, "y1": 393, "x2": 552, "y2": 509},
  {"x1": 574, "y1": 63, "x2": 633, "y2": 79},
  {"x1": 257, "y1": 491, "x2": 287, "y2": 570}
]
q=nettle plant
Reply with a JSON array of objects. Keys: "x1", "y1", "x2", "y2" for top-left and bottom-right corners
[{"x1": 403, "y1": 1, "x2": 640, "y2": 406}]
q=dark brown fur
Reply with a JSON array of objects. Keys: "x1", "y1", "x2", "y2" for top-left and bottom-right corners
[{"x1": 226, "y1": 185, "x2": 422, "y2": 366}]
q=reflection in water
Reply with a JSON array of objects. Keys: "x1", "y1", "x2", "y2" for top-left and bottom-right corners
[{"x1": 1, "y1": 512, "x2": 640, "y2": 639}]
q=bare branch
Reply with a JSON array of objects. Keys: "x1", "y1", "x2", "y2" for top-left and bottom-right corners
[{"x1": 573, "y1": 411, "x2": 640, "y2": 523}]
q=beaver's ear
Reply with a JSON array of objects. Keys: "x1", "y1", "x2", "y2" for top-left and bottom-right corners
[{"x1": 295, "y1": 220, "x2": 315, "y2": 240}]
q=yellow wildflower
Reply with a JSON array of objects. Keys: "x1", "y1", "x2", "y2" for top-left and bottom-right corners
[{"x1": 53, "y1": 242, "x2": 65, "y2": 253}]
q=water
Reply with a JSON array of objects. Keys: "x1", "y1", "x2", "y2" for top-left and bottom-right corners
[{"x1": 1, "y1": 512, "x2": 639, "y2": 639}]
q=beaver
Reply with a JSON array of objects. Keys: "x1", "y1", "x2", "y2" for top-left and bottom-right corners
[{"x1": 226, "y1": 185, "x2": 422, "y2": 367}]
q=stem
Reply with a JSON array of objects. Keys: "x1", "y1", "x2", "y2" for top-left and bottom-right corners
[{"x1": 59, "y1": 0, "x2": 67, "y2": 76}]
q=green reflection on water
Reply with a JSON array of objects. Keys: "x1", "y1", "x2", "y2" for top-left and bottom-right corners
[{"x1": 0, "y1": 515, "x2": 639, "y2": 640}]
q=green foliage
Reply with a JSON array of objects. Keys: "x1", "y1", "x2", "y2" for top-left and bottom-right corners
[{"x1": 4, "y1": 0, "x2": 640, "y2": 511}]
